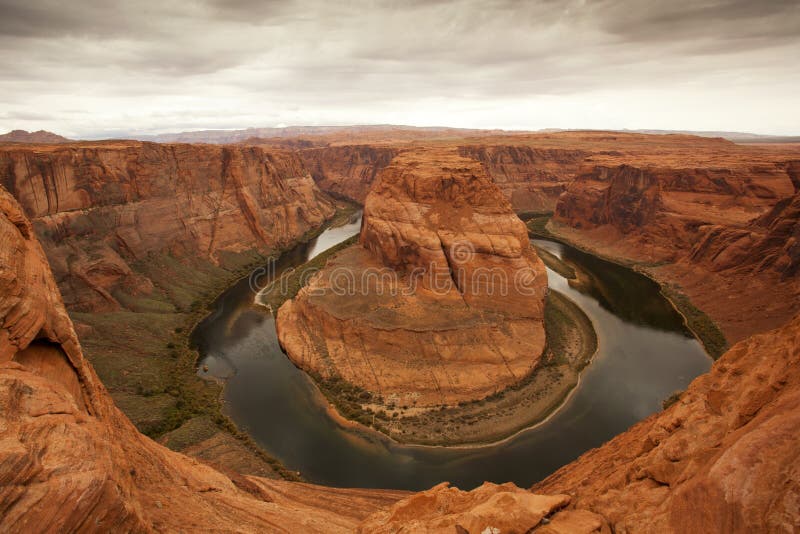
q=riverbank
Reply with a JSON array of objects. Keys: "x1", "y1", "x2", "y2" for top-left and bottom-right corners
[
  {"x1": 73, "y1": 200, "x2": 358, "y2": 481},
  {"x1": 524, "y1": 214, "x2": 727, "y2": 359},
  {"x1": 290, "y1": 267, "x2": 597, "y2": 447}
]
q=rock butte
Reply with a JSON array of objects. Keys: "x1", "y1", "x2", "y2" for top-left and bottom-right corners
[
  {"x1": 277, "y1": 147, "x2": 548, "y2": 408},
  {"x1": 0, "y1": 128, "x2": 799, "y2": 532}
]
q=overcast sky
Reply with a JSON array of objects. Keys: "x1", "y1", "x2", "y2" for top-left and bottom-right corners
[{"x1": 1, "y1": 0, "x2": 798, "y2": 138}]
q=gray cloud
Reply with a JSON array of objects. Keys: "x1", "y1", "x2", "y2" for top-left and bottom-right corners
[{"x1": 0, "y1": 0, "x2": 798, "y2": 137}]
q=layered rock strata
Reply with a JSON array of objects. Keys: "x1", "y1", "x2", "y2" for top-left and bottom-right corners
[
  {"x1": 360, "y1": 482, "x2": 610, "y2": 534},
  {"x1": 299, "y1": 145, "x2": 397, "y2": 203},
  {"x1": 0, "y1": 141, "x2": 336, "y2": 311},
  {"x1": 459, "y1": 144, "x2": 588, "y2": 212},
  {"x1": 552, "y1": 160, "x2": 800, "y2": 341},
  {"x1": 277, "y1": 148, "x2": 547, "y2": 408}
]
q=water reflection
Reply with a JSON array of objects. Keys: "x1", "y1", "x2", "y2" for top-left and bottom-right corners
[{"x1": 192, "y1": 222, "x2": 711, "y2": 491}]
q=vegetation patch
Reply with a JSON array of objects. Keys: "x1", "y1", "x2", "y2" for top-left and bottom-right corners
[
  {"x1": 660, "y1": 284, "x2": 728, "y2": 359},
  {"x1": 662, "y1": 389, "x2": 684, "y2": 410},
  {"x1": 258, "y1": 234, "x2": 359, "y2": 314},
  {"x1": 525, "y1": 212, "x2": 556, "y2": 238}
]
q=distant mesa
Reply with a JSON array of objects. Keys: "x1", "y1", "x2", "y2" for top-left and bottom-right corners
[{"x1": 0, "y1": 129, "x2": 71, "y2": 144}]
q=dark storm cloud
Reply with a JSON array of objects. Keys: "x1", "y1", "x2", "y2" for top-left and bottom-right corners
[
  {"x1": 0, "y1": 0, "x2": 156, "y2": 38},
  {"x1": 0, "y1": 0, "x2": 798, "y2": 136},
  {"x1": 594, "y1": 0, "x2": 800, "y2": 43}
]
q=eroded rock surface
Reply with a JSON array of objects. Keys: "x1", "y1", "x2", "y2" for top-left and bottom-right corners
[
  {"x1": 299, "y1": 145, "x2": 397, "y2": 203},
  {"x1": 359, "y1": 482, "x2": 609, "y2": 534},
  {"x1": 277, "y1": 148, "x2": 547, "y2": 409},
  {"x1": 0, "y1": 141, "x2": 335, "y2": 311},
  {"x1": 533, "y1": 311, "x2": 800, "y2": 533},
  {"x1": 552, "y1": 157, "x2": 800, "y2": 342},
  {"x1": 459, "y1": 144, "x2": 588, "y2": 213}
]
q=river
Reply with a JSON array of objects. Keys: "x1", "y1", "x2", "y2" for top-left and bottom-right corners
[{"x1": 192, "y1": 212, "x2": 711, "y2": 491}]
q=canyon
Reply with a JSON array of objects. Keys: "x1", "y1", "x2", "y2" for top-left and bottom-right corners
[
  {"x1": 552, "y1": 156, "x2": 799, "y2": 346},
  {"x1": 0, "y1": 141, "x2": 335, "y2": 312},
  {"x1": 0, "y1": 129, "x2": 799, "y2": 532}
]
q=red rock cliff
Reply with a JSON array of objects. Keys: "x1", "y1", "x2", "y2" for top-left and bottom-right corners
[
  {"x1": 299, "y1": 145, "x2": 397, "y2": 203},
  {"x1": 297, "y1": 142, "x2": 588, "y2": 213},
  {"x1": 552, "y1": 159, "x2": 799, "y2": 341},
  {"x1": 277, "y1": 147, "x2": 547, "y2": 409},
  {"x1": 0, "y1": 142, "x2": 336, "y2": 311},
  {"x1": 459, "y1": 144, "x2": 587, "y2": 213}
]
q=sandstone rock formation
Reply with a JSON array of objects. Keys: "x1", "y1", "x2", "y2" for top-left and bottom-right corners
[
  {"x1": 277, "y1": 148, "x2": 547, "y2": 409},
  {"x1": 533, "y1": 311, "x2": 800, "y2": 533},
  {"x1": 552, "y1": 156, "x2": 800, "y2": 342},
  {"x1": 0, "y1": 141, "x2": 336, "y2": 311},
  {"x1": 298, "y1": 142, "x2": 586, "y2": 211},
  {"x1": 359, "y1": 482, "x2": 609, "y2": 534},
  {"x1": 554, "y1": 163, "x2": 792, "y2": 261},
  {"x1": 459, "y1": 144, "x2": 587, "y2": 213},
  {"x1": 299, "y1": 145, "x2": 397, "y2": 203}
]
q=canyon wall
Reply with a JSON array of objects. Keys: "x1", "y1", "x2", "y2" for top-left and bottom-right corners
[
  {"x1": 0, "y1": 141, "x2": 336, "y2": 312},
  {"x1": 554, "y1": 163, "x2": 792, "y2": 260},
  {"x1": 458, "y1": 144, "x2": 587, "y2": 213},
  {"x1": 299, "y1": 145, "x2": 398, "y2": 203},
  {"x1": 552, "y1": 159, "x2": 800, "y2": 342},
  {"x1": 298, "y1": 142, "x2": 587, "y2": 212},
  {"x1": 0, "y1": 141, "x2": 338, "y2": 461},
  {"x1": 277, "y1": 147, "x2": 548, "y2": 411}
]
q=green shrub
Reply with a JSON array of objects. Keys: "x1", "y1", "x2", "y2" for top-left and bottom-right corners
[{"x1": 662, "y1": 390, "x2": 684, "y2": 410}]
